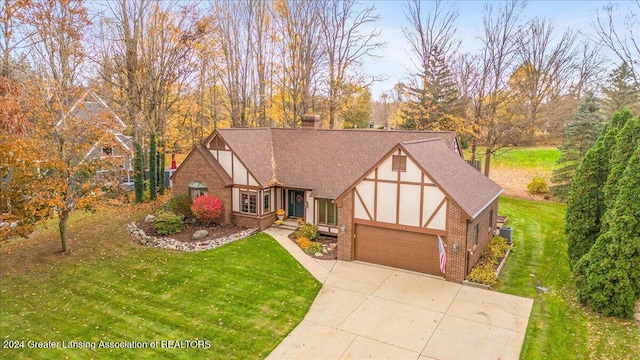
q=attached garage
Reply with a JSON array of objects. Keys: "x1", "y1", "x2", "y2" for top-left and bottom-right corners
[{"x1": 354, "y1": 224, "x2": 441, "y2": 276}]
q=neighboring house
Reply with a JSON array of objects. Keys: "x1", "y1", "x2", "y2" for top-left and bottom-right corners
[
  {"x1": 172, "y1": 115, "x2": 503, "y2": 283},
  {"x1": 62, "y1": 91, "x2": 134, "y2": 179}
]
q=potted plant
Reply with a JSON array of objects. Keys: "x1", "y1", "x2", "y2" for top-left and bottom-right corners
[
  {"x1": 274, "y1": 219, "x2": 283, "y2": 226},
  {"x1": 276, "y1": 209, "x2": 285, "y2": 220}
]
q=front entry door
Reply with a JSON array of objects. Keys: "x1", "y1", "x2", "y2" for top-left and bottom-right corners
[{"x1": 288, "y1": 190, "x2": 305, "y2": 218}]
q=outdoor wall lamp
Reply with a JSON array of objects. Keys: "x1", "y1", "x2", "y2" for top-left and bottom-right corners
[
  {"x1": 340, "y1": 224, "x2": 346, "y2": 234},
  {"x1": 452, "y1": 241, "x2": 459, "y2": 252}
]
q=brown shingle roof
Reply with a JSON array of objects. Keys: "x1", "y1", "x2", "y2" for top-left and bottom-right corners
[
  {"x1": 212, "y1": 128, "x2": 459, "y2": 198},
  {"x1": 201, "y1": 127, "x2": 500, "y2": 218},
  {"x1": 401, "y1": 139, "x2": 503, "y2": 218},
  {"x1": 269, "y1": 129, "x2": 458, "y2": 198},
  {"x1": 215, "y1": 128, "x2": 277, "y2": 186}
]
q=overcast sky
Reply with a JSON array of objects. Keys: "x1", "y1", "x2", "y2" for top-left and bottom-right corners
[{"x1": 364, "y1": 0, "x2": 633, "y2": 99}]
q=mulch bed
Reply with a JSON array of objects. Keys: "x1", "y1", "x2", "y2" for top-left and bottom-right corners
[
  {"x1": 288, "y1": 232, "x2": 338, "y2": 260},
  {"x1": 136, "y1": 220, "x2": 248, "y2": 243}
]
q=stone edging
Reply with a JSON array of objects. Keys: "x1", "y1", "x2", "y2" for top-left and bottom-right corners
[{"x1": 127, "y1": 222, "x2": 259, "y2": 252}]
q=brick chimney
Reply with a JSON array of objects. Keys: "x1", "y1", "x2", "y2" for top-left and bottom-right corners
[{"x1": 300, "y1": 113, "x2": 320, "y2": 129}]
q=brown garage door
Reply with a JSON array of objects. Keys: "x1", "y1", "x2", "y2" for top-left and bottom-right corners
[{"x1": 354, "y1": 224, "x2": 441, "y2": 275}]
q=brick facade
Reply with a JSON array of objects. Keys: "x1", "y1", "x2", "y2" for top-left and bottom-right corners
[
  {"x1": 445, "y1": 202, "x2": 467, "y2": 283},
  {"x1": 466, "y1": 198, "x2": 499, "y2": 271},
  {"x1": 336, "y1": 191, "x2": 500, "y2": 284},
  {"x1": 337, "y1": 190, "x2": 354, "y2": 261},
  {"x1": 231, "y1": 212, "x2": 277, "y2": 230},
  {"x1": 171, "y1": 150, "x2": 232, "y2": 225}
]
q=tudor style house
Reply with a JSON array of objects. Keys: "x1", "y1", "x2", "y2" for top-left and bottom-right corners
[{"x1": 172, "y1": 115, "x2": 503, "y2": 283}]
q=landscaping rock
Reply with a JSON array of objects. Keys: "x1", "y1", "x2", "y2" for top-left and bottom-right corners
[
  {"x1": 126, "y1": 223, "x2": 258, "y2": 253},
  {"x1": 185, "y1": 217, "x2": 197, "y2": 224},
  {"x1": 192, "y1": 229, "x2": 209, "y2": 240},
  {"x1": 144, "y1": 214, "x2": 156, "y2": 223},
  {"x1": 314, "y1": 252, "x2": 323, "y2": 257}
]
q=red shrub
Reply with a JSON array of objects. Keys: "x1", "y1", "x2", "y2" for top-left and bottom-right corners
[{"x1": 190, "y1": 195, "x2": 224, "y2": 225}]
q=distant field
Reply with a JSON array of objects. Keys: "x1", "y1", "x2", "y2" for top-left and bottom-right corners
[
  {"x1": 464, "y1": 146, "x2": 561, "y2": 170},
  {"x1": 491, "y1": 147, "x2": 561, "y2": 170},
  {"x1": 467, "y1": 147, "x2": 562, "y2": 199},
  {"x1": 497, "y1": 197, "x2": 639, "y2": 359}
]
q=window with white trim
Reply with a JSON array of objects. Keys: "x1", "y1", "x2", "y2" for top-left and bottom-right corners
[
  {"x1": 318, "y1": 199, "x2": 337, "y2": 226},
  {"x1": 241, "y1": 192, "x2": 257, "y2": 214}
]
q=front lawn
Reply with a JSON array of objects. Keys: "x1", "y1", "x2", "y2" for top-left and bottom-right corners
[
  {"x1": 0, "y1": 207, "x2": 320, "y2": 359},
  {"x1": 496, "y1": 196, "x2": 639, "y2": 360}
]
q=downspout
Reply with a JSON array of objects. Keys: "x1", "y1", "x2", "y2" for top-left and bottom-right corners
[{"x1": 465, "y1": 219, "x2": 472, "y2": 278}]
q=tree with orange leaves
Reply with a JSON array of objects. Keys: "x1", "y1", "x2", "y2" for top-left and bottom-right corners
[{"x1": 15, "y1": 0, "x2": 120, "y2": 253}]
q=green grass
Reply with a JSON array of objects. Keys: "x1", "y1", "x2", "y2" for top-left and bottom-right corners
[
  {"x1": 496, "y1": 196, "x2": 639, "y2": 360},
  {"x1": 0, "y1": 209, "x2": 320, "y2": 359},
  {"x1": 464, "y1": 147, "x2": 561, "y2": 170},
  {"x1": 492, "y1": 147, "x2": 561, "y2": 170}
]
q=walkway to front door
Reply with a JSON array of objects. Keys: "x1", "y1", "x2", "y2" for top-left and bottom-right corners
[{"x1": 287, "y1": 190, "x2": 305, "y2": 218}]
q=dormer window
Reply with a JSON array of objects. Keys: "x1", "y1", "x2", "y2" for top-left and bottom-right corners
[{"x1": 392, "y1": 155, "x2": 407, "y2": 172}]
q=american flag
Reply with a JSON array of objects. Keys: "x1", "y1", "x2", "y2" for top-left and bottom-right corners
[{"x1": 438, "y1": 235, "x2": 447, "y2": 274}]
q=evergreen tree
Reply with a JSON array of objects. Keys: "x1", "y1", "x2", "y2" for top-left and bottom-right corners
[
  {"x1": 602, "y1": 111, "x2": 638, "y2": 214},
  {"x1": 550, "y1": 93, "x2": 605, "y2": 201},
  {"x1": 158, "y1": 145, "x2": 165, "y2": 196},
  {"x1": 149, "y1": 133, "x2": 157, "y2": 201},
  {"x1": 134, "y1": 142, "x2": 144, "y2": 203},
  {"x1": 564, "y1": 125, "x2": 618, "y2": 269},
  {"x1": 575, "y1": 139, "x2": 640, "y2": 318},
  {"x1": 602, "y1": 62, "x2": 640, "y2": 117},
  {"x1": 400, "y1": 46, "x2": 462, "y2": 131}
]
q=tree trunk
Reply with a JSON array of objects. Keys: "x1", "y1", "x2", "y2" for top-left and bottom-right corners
[
  {"x1": 134, "y1": 142, "x2": 144, "y2": 203},
  {"x1": 59, "y1": 209, "x2": 70, "y2": 253},
  {"x1": 484, "y1": 147, "x2": 492, "y2": 177}
]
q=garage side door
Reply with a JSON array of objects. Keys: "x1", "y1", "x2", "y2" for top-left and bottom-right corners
[{"x1": 354, "y1": 224, "x2": 441, "y2": 276}]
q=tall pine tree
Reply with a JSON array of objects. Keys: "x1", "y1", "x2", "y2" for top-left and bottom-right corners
[
  {"x1": 575, "y1": 138, "x2": 640, "y2": 318},
  {"x1": 602, "y1": 111, "x2": 638, "y2": 215},
  {"x1": 550, "y1": 93, "x2": 604, "y2": 201},
  {"x1": 400, "y1": 46, "x2": 463, "y2": 132},
  {"x1": 602, "y1": 62, "x2": 640, "y2": 117},
  {"x1": 564, "y1": 124, "x2": 619, "y2": 269},
  {"x1": 149, "y1": 133, "x2": 157, "y2": 201}
]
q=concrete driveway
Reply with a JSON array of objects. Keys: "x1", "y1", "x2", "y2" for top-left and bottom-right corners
[{"x1": 264, "y1": 228, "x2": 533, "y2": 360}]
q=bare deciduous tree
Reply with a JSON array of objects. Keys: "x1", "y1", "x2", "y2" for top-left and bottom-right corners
[
  {"x1": 321, "y1": 0, "x2": 382, "y2": 129},
  {"x1": 273, "y1": 0, "x2": 325, "y2": 127},
  {"x1": 592, "y1": 1, "x2": 640, "y2": 85},
  {"x1": 474, "y1": 0, "x2": 526, "y2": 176},
  {"x1": 513, "y1": 18, "x2": 578, "y2": 143}
]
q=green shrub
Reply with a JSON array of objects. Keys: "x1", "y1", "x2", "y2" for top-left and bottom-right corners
[
  {"x1": 304, "y1": 242, "x2": 323, "y2": 255},
  {"x1": 527, "y1": 177, "x2": 549, "y2": 194},
  {"x1": 295, "y1": 223, "x2": 319, "y2": 240},
  {"x1": 153, "y1": 211, "x2": 183, "y2": 235},
  {"x1": 169, "y1": 194, "x2": 192, "y2": 217}
]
